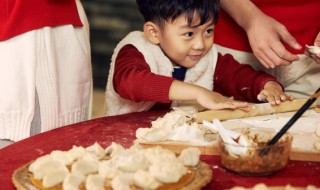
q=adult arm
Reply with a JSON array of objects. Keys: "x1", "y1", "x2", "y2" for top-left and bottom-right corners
[{"x1": 220, "y1": 0, "x2": 301, "y2": 68}]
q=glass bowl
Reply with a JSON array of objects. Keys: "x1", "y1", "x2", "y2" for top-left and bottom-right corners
[{"x1": 218, "y1": 128, "x2": 292, "y2": 176}]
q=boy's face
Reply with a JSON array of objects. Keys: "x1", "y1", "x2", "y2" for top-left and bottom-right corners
[{"x1": 157, "y1": 14, "x2": 215, "y2": 68}]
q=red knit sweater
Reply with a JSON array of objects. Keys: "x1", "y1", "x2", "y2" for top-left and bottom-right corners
[
  {"x1": 0, "y1": 0, "x2": 82, "y2": 41},
  {"x1": 215, "y1": 0, "x2": 320, "y2": 54},
  {"x1": 113, "y1": 45, "x2": 278, "y2": 110}
]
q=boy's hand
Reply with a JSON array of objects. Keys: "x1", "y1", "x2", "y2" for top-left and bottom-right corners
[
  {"x1": 257, "y1": 81, "x2": 294, "y2": 105},
  {"x1": 196, "y1": 89, "x2": 249, "y2": 111},
  {"x1": 169, "y1": 80, "x2": 249, "y2": 111}
]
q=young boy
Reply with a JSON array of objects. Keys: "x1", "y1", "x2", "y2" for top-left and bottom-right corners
[{"x1": 105, "y1": 0, "x2": 293, "y2": 116}]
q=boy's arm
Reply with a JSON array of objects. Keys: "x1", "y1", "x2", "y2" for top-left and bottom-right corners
[
  {"x1": 114, "y1": 45, "x2": 174, "y2": 103},
  {"x1": 114, "y1": 45, "x2": 248, "y2": 110},
  {"x1": 214, "y1": 53, "x2": 292, "y2": 104},
  {"x1": 169, "y1": 80, "x2": 248, "y2": 110}
]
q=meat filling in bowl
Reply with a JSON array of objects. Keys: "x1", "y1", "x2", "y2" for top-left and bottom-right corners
[{"x1": 218, "y1": 128, "x2": 292, "y2": 176}]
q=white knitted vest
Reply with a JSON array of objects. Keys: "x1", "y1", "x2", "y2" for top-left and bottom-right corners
[{"x1": 105, "y1": 31, "x2": 218, "y2": 116}]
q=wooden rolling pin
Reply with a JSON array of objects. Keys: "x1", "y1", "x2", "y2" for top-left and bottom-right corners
[{"x1": 193, "y1": 99, "x2": 317, "y2": 123}]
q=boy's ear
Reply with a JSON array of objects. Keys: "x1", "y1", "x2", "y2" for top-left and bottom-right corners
[{"x1": 143, "y1": 21, "x2": 160, "y2": 45}]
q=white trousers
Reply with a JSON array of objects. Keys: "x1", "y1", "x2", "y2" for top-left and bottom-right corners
[
  {"x1": 216, "y1": 45, "x2": 320, "y2": 99},
  {"x1": 0, "y1": 0, "x2": 92, "y2": 143}
]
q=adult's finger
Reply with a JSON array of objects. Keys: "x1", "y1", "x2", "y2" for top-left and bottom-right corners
[
  {"x1": 311, "y1": 54, "x2": 320, "y2": 64},
  {"x1": 270, "y1": 41, "x2": 299, "y2": 66},
  {"x1": 314, "y1": 32, "x2": 320, "y2": 46},
  {"x1": 278, "y1": 26, "x2": 302, "y2": 50},
  {"x1": 254, "y1": 48, "x2": 276, "y2": 68}
]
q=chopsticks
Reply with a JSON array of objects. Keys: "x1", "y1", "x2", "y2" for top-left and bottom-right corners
[{"x1": 260, "y1": 87, "x2": 320, "y2": 156}]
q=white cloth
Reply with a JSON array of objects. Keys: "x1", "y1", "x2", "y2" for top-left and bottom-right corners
[
  {"x1": 0, "y1": 0, "x2": 92, "y2": 142},
  {"x1": 216, "y1": 45, "x2": 320, "y2": 99},
  {"x1": 105, "y1": 31, "x2": 218, "y2": 116}
]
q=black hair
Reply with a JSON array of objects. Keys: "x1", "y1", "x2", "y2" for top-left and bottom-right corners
[{"x1": 136, "y1": 0, "x2": 220, "y2": 27}]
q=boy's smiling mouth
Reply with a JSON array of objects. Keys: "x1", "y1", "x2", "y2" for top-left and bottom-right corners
[{"x1": 188, "y1": 54, "x2": 203, "y2": 61}]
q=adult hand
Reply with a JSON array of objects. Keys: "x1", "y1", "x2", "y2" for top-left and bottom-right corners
[
  {"x1": 305, "y1": 32, "x2": 320, "y2": 64},
  {"x1": 246, "y1": 14, "x2": 302, "y2": 68}
]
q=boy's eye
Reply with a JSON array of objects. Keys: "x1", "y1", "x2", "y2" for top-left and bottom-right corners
[
  {"x1": 184, "y1": 32, "x2": 194, "y2": 37},
  {"x1": 206, "y1": 29, "x2": 213, "y2": 34}
]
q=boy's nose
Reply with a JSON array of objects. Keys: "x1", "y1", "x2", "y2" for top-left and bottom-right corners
[{"x1": 193, "y1": 36, "x2": 205, "y2": 50}]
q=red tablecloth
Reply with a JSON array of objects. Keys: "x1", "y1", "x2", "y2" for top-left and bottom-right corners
[{"x1": 0, "y1": 110, "x2": 319, "y2": 190}]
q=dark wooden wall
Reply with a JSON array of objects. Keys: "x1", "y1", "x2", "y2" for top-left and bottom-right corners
[{"x1": 82, "y1": 0, "x2": 144, "y2": 88}]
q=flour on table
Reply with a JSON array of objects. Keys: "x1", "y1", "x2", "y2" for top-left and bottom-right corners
[
  {"x1": 222, "y1": 110, "x2": 320, "y2": 152},
  {"x1": 137, "y1": 106, "x2": 320, "y2": 153}
]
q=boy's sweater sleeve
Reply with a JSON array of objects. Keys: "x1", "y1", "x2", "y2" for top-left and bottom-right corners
[
  {"x1": 113, "y1": 45, "x2": 175, "y2": 103},
  {"x1": 213, "y1": 53, "x2": 281, "y2": 102}
]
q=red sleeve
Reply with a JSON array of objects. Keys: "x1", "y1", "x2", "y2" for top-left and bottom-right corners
[
  {"x1": 213, "y1": 53, "x2": 280, "y2": 102},
  {"x1": 0, "y1": 0, "x2": 82, "y2": 41},
  {"x1": 113, "y1": 45, "x2": 175, "y2": 103}
]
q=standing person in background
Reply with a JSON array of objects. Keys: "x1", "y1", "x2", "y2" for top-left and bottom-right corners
[
  {"x1": 0, "y1": 0, "x2": 92, "y2": 149},
  {"x1": 215, "y1": 0, "x2": 320, "y2": 98}
]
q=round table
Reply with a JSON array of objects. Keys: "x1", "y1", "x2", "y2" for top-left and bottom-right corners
[{"x1": 0, "y1": 110, "x2": 319, "y2": 190}]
